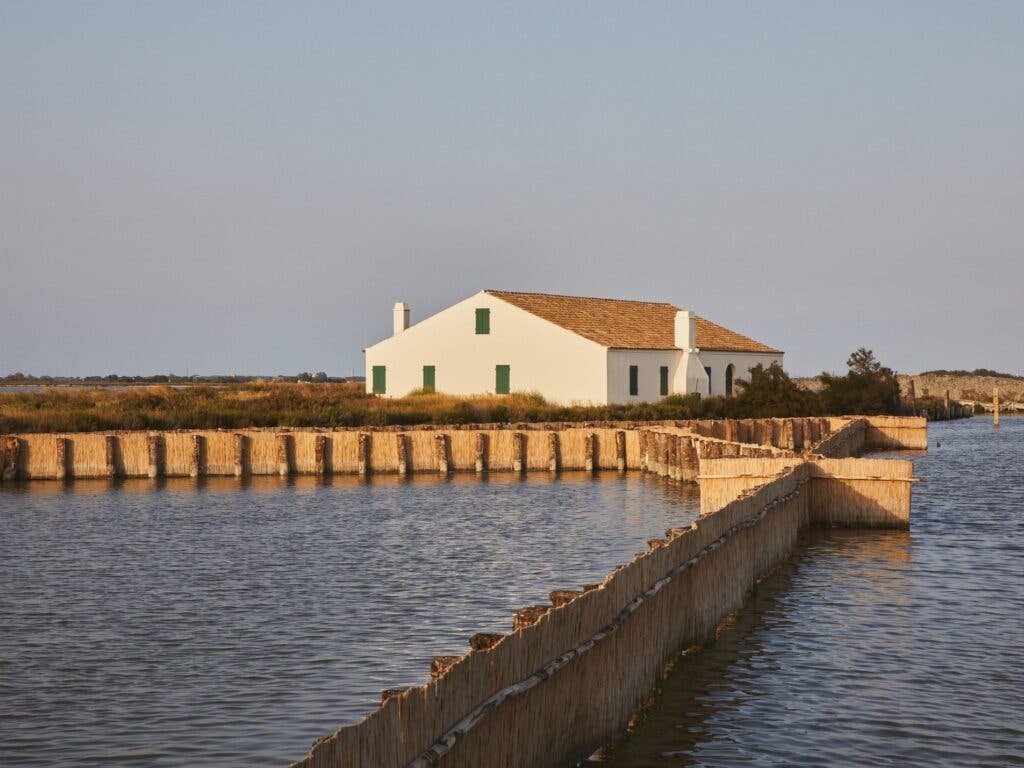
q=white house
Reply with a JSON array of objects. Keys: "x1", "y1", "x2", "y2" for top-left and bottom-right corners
[{"x1": 364, "y1": 290, "x2": 783, "y2": 404}]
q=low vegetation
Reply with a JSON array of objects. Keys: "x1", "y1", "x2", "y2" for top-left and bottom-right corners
[
  {"x1": 0, "y1": 349, "x2": 905, "y2": 434},
  {"x1": 918, "y1": 368, "x2": 1022, "y2": 380}
]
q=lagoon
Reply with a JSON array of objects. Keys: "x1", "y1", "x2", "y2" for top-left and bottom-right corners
[{"x1": 0, "y1": 472, "x2": 698, "y2": 767}]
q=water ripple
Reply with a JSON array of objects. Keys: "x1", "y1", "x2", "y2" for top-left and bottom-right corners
[
  {"x1": 0, "y1": 471, "x2": 697, "y2": 767},
  {"x1": 596, "y1": 417, "x2": 1024, "y2": 768}
]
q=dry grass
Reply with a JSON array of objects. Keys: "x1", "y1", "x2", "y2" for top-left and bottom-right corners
[{"x1": 0, "y1": 382, "x2": 701, "y2": 433}]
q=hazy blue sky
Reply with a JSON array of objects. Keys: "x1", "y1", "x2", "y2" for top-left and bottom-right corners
[{"x1": 2, "y1": 1, "x2": 1022, "y2": 377}]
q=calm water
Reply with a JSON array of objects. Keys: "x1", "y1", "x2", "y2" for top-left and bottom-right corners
[
  {"x1": 597, "y1": 417, "x2": 1024, "y2": 767},
  {"x1": 0, "y1": 471, "x2": 698, "y2": 767}
]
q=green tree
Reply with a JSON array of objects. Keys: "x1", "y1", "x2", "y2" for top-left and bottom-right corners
[
  {"x1": 728, "y1": 363, "x2": 818, "y2": 418},
  {"x1": 820, "y1": 348, "x2": 900, "y2": 415},
  {"x1": 846, "y1": 347, "x2": 882, "y2": 375}
]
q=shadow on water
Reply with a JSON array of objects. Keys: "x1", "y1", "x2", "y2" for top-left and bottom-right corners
[
  {"x1": 0, "y1": 468, "x2": 647, "y2": 495},
  {"x1": 591, "y1": 529, "x2": 913, "y2": 767},
  {"x1": 0, "y1": 470, "x2": 700, "y2": 768},
  {"x1": 593, "y1": 418, "x2": 1024, "y2": 768}
]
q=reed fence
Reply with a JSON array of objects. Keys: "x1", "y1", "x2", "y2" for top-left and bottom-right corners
[
  {"x1": 0, "y1": 416, "x2": 923, "y2": 481},
  {"x1": 0, "y1": 415, "x2": 923, "y2": 766}
]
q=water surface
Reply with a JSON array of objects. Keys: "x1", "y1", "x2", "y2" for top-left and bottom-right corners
[
  {"x1": 0, "y1": 471, "x2": 698, "y2": 767},
  {"x1": 596, "y1": 417, "x2": 1024, "y2": 767}
]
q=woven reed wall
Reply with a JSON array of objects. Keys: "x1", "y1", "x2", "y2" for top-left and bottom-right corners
[
  {"x1": 19, "y1": 434, "x2": 64, "y2": 478},
  {"x1": 0, "y1": 419, "x2": 918, "y2": 767},
  {"x1": 331, "y1": 432, "x2": 363, "y2": 473},
  {"x1": 698, "y1": 457, "x2": 805, "y2": 514},
  {"x1": 863, "y1": 416, "x2": 928, "y2": 451},
  {"x1": 289, "y1": 465, "x2": 815, "y2": 768},
  {"x1": 203, "y1": 432, "x2": 237, "y2": 476},
  {"x1": 117, "y1": 432, "x2": 150, "y2": 476},
  {"x1": 812, "y1": 418, "x2": 867, "y2": 458},
  {"x1": 248, "y1": 432, "x2": 279, "y2": 475},
  {"x1": 484, "y1": 430, "x2": 517, "y2": 471},
  {"x1": 808, "y1": 457, "x2": 913, "y2": 528},
  {"x1": 0, "y1": 417, "x2": 925, "y2": 481},
  {"x1": 699, "y1": 456, "x2": 914, "y2": 529},
  {"x1": 161, "y1": 433, "x2": 189, "y2": 476}
]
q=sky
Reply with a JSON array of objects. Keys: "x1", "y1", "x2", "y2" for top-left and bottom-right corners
[{"x1": 2, "y1": 1, "x2": 1022, "y2": 378}]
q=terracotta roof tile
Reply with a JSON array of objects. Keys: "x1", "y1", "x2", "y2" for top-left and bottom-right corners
[{"x1": 486, "y1": 290, "x2": 781, "y2": 354}]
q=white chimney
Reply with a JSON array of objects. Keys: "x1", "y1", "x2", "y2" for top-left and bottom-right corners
[
  {"x1": 393, "y1": 302, "x2": 410, "y2": 335},
  {"x1": 675, "y1": 309, "x2": 697, "y2": 350}
]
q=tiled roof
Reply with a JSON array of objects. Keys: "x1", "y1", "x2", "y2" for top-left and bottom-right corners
[{"x1": 486, "y1": 290, "x2": 782, "y2": 354}]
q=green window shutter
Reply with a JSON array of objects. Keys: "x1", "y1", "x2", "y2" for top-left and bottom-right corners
[
  {"x1": 475, "y1": 308, "x2": 490, "y2": 334},
  {"x1": 704, "y1": 366, "x2": 712, "y2": 395},
  {"x1": 422, "y1": 365, "x2": 435, "y2": 392},
  {"x1": 660, "y1": 366, "x2": 669, "y2": 396},
  {"x1": 372, "y1": 365, "x2": 386, "y2": 394},
  {"x1": 495, "y1": 364, "x2": 510, "y2": 394},
  {"x1": 629, "y1": 365, "x2": 638, "y2": 396}
]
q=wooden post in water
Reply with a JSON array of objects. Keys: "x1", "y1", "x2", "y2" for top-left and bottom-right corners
[
  {"x1": 658, "y1": 434, "x2": 670, "y2": 477},
  {"x1": 782, "y1": 419, "x2": 795, "y2": 451},
  {"x1": 314, "y1": 435, "x2": 328, "y2": 476},
  {"x1": 512, "y1": 431, "x2": 524, "y2": 473},
  {"x1": 615, "y1": 430, "x2": 626, "y2": 472},
  {"x1": 584, "y1": 432, "x2": 596, "y2": 473},
  {"x1": 2, "y1": 437, "x2": 19, "y2": 481},
  {"x1": 548, "y1": 430, "x2": 559, "y2": 473},
  {"x1": 792, "y1": 419, "x2": 804, "y2": 452},
  {"x1": 276, "y1": 434, "x2": 292, "y2": 477},
  {"x1": 435, "y1": 433, "x2": 450, "y2": 475},
  {"x1": 104, "y1": 435, "x2": 116, "y2": 478},
  {"x1": 148, "y1": 434, "x2": 163, "y2": 479},
  {"x1": 944, "y1": 390, "x2": 951, "y2": 419},
  {"x1": 190, "y1": 435, "x2": 203, "y2": 478},
  {"x1": 357, "y1": 432, "x2": 370, "y2": 476},
  {"x1": 475, "y1": 432, "x2": 487, "y2": 474},
  {"x1": 994, "y1": 388, "x2": 1000, "y2": 429},
  {"x1": 680, "y1": 436, "x2": 699, "y2": 481},
  {"x1": 396, "y1": 433, "x2": 408, "y2": 476},
  {"x1": 232, "y1": 434, "x2": 245, "y2": 477},
  {"x1": 807, "y1": 418, "x2": 820, "y2": 447},
  {"x1": 55, "y1": 437, "x2": 68, "y2": 481}
]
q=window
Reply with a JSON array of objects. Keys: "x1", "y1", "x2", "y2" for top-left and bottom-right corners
[
  {"x1": 660, "y1": 366, "x2": 669, "y2": 397},
  {"x1": 629, "y1": 365, "x2": 639, "y2": 396},
  {"x1": 475, "y1": 308, "x2": 490, "y2": 334},
  {"x1": 422, "y1": 365, "x2": 435, "y2": 392},
  {"x1": 495, "y1": 364, "x2": 510, "y2": 394},
  {"x1": 704, "y1": 366, "x2": 712, "y2": 395},
  {"x1": 725, "y1": 364, "x2": 735, "y2": 396},
  {"x1": 372, "y1": 365, "x2": 386, "y2": 394}
]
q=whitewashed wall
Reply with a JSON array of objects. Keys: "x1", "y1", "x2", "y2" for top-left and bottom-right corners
[
  {"x1": 698, "y1": 351, "x2": 784, "y2": 397},
  {"x1": 364, "y1": 292, "x2": 608, "y2": 404},
  {"x1": 606, "y1": 349, "x2": 683, "y2": 404}
]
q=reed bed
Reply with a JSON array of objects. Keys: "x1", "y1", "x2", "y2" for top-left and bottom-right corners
[
  {"x1": 0, "y1": 383, "x2": 691, "y2": 433},
  {"x1": 0, "y1": 375, "x2": 919, "y2": 435}
]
